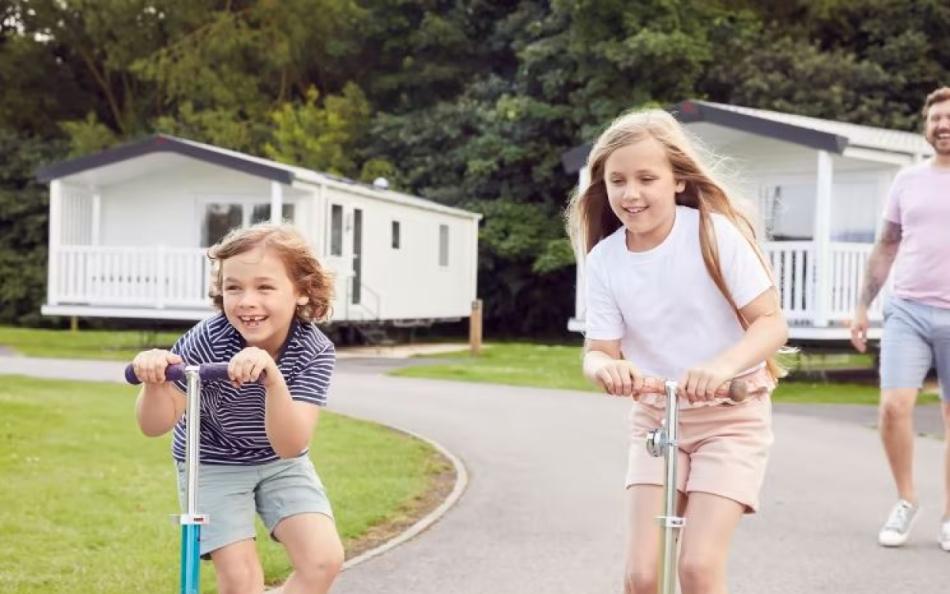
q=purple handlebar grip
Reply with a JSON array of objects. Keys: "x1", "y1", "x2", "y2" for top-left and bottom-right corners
[
  {"x1": 124, "y1": 362, "x2": 231, "y2": 385},
  {"x1": 198, "y1": 363, "x2": 231, "y2": 382}
]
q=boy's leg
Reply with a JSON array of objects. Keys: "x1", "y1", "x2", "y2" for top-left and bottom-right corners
[
  {"x1": 269, "y1": 513, "x2": 344, "y2": 594},
  {"x1": 256, "y1": 456, "x2": 340, "y2": 593},
  {"x1": 677, "y1": 492, "x2": 744, "y2": 594},
  {"x1": 210, "y1": 540, "x2": 265, "y2": 594}
]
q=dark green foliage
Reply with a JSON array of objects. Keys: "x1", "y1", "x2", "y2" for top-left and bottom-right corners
[
  {"x1": 2, "y1": 0, "x2": 949, "y2": 334},
  {"x1": 0, "y1": 131, "x2": 67, "y2": 325}
]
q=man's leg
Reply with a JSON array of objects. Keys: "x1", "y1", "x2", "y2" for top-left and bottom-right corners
[
  {"x1": 880, "y1": 388, "x2": 920, "y2": 504},
  {"x1": 877, "y1": 297, "x2": 932, "y2": 546},
  {"x1": 942, "y1": 402, "x2": 950, "y2": 519}
]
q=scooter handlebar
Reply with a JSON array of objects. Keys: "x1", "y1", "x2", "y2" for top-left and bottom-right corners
[
  {"x1": 124, "y1": 362, "x2": 232, "y2": 385},
  {"x1": 634, "y1": 376, "x2": 750, "y2": 402}
]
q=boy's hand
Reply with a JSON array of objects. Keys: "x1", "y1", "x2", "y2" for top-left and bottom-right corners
[
  {"x1": 229, "y1": 347, "x2": 279, "y2": 387},
  {"x1": 131, "y1": 349, "x2": 182, "y2": 384}
]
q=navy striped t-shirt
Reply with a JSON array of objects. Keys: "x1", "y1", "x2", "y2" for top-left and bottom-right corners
[{"x1": 169, "y1": 313, "x2": 335, "y2": 465}]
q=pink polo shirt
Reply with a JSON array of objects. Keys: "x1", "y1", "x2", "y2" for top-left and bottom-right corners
[{"x1": 883, "y1": 161, "x2": 950, "y2": 309}]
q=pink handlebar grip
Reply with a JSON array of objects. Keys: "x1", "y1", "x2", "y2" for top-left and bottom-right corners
[{"x1": 634, "y1": 376, "x2": 750, "y2": 402}]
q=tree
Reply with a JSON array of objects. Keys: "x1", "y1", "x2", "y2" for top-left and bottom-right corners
[{"x1": 0, "y1": 131, "x2": 67, "y2": 325}]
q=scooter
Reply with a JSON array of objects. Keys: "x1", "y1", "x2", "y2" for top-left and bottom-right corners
[
  {"x1": 638, "y1": 377, "x2": 749, "y2": 594},
  {"x1": 125, "y1": 362, "x2": 231, "y2": 594}
]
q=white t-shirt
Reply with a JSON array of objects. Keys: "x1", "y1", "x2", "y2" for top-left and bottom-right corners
[{"x1": 584, "y1": 205, "x2": 772, "y2": 382}]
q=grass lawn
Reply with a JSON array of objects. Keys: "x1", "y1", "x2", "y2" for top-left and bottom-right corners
[
  {"x1": 391, "y1": 343, "x2": 942, "y2": 405},
  {"x1": 0, "y1": 375, "x2": 449, "y2": 594},
  {"x1": 0, "y1": 326, "x2": 182, "y2": 361}
]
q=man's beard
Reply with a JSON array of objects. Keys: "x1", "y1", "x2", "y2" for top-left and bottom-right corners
[{"x1": 927, "y1": 132, "x2": 950, "y2": 155}]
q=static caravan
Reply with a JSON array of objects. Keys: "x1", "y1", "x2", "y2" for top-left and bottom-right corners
[
  {"x1": 36, "y1": 134, "x2": 481, "y2": 328},
  {"x1": 562, "y1": 100, "x2": 933, "y2": 342}
]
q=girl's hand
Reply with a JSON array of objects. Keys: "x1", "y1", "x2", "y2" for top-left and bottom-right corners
[
  {"x1": 131, "y1": 349, "x2": 182, "y2": 384},
  {"x1": 680, "y1": 360, "x2": 736, "y2": 404},
  {"x1": 229, "y1": 347, "x2": 279, "y2": 387},
  {"x1": 593, "y1": 359, "x2": 644, "y2": 398}
]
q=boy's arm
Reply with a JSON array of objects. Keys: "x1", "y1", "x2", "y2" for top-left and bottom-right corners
[
  {"x1": 135, "y1": 383, "x2": 186, "y2": 437},
  {"x1": 263, "y1": 372, "x2": 321, "y2": 459}
]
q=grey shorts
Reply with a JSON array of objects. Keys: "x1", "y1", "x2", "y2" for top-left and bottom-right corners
[
  {"x1": 175, "y1": 455, "x2": 334, "y2": 557},
  {"x1": 880, "y1": 296, "x2": 950, "y2": 401}
]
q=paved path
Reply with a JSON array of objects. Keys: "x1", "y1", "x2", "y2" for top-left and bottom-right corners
[{"x1": 1, "y1": 355, "x2": 947, "y2": 592}]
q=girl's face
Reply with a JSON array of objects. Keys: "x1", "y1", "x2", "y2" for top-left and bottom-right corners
[
  {"x1": 603, "y1": 136, "x2": 685, "y2": 251},
  {"x1": 221, "y1": 245, "x2": 307, "y2": 358}
]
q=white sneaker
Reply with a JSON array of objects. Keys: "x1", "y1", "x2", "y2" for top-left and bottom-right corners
[
  {"x1": 940, "y1": 519, "x2": 950, "y2": 552},
  {"x1": 878, "y1": 499, "x2": 919, "y2": 547}
]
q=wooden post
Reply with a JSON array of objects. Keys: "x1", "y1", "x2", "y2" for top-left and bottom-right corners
[
  {"x1": 813, "y1": 150, "x2": 834, "y2": 327},
  {"x1": 469, "y1": 299, "x2": 483, "y2": 356}
]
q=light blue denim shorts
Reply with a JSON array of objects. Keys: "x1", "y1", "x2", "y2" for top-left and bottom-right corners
[
  {"x1": 175, "y1": 454, "x2": 334, "y2": 558},
  {"x1": 880, "y1": 296, "x2": 950, "y2": 401}
]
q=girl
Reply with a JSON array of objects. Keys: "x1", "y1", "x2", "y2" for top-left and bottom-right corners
[
  {"x1": 566, "y1": 109, "x2": 788, "y2": 594},
  {"x1": 131, "y1": 224, "x2": 343, "y2": 594}
]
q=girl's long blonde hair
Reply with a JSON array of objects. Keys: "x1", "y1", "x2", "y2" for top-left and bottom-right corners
[{"x1": 566, "y1": 109, "x2": 785, "y2": 380}]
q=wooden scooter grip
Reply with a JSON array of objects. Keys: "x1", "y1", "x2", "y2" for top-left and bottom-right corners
[{"x1": 634, "y1": 376, "x2": 749, "y2": 402}]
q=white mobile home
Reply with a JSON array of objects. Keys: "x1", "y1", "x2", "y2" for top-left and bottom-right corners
[
  {"x1": 562, "y1": 100, "x2": 933, "y2": 342},
  {"x1": 37, "y1": 134, "x2": 481, "y2": 326}
]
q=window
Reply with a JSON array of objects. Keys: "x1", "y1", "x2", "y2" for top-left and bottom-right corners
[
  {"x1": 438, "y1": 224, "x2": 449, "y2": 267},
  {"x1": 251, "y1": 203, "x2": 295, "y2": 225},
  {"x1": 201, "y1": 201, "x2": 296, "y2": 247},
  {"x1": 392, "y1": 221, "x2": 400, "y2": 249},
  {"x1": 202, "y1": 204, "x2": 243, "y2": 247},
  {"x1": 330, "y1": 204, "x2": 343, "y2": 256}
]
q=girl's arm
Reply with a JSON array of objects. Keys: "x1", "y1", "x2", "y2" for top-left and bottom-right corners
[
  {"x1": 583, "y1": 338, "x2": 643, "y2": 396},
  {"x1": 682, "y1": 287, "x2": 788, "y2": 400},
  {"x1": 717, "y1": 287, "x2": 788, "y2": 374}
]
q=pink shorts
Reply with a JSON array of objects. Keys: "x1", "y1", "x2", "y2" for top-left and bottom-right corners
[{"x1": 625, "y1": 395, "x2": 773, "y2": 513}]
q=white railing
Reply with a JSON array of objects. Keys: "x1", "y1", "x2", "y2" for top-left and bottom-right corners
[
  {"x1": 763, "y1": 240, "x2": 885, "y2": 326},
  {"x1": 50, "y1": 246, "x2": 212, "y2": 308}
]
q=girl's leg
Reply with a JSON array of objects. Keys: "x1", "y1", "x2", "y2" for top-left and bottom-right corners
[
  {"x1": 623, "y1": 485, "x2": 685, "y2": 594},
  {"x1": 269, "y1": 513, "x2": 344, "y2": 594},
  {"x1": 677, "y1": 492, "x2": 745, "y2": 594},
  {"x1": 210, "y1": 539, "x2": 266, "y2": 594}
]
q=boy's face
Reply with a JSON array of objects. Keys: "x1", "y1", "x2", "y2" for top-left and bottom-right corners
[
  {"x1": 220, "y1": 246, "x2": 306, "y2": 357},
  {"x1": 925, "y1": 99, "x2": 950, "y2": 155}
]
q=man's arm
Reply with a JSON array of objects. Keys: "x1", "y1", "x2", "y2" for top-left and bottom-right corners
[
  {"x1": 859, "y1": 221, "x2": 902, "y2": 307},
  {"x1": 850, "y1": 221, "x2": 902, "y2": 352}
]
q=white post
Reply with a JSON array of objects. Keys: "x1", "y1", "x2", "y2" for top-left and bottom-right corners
[
  {"x1": 812, "y1": 150, "x2": 834, "y2": 327},
  {"x1": 91, "y1": 188, "x2": 101, "y2": 245},
  {"x1": 156, "y1": 244, "x2": 166, "y2": 309},
  {"x1": 47, "y1": 180, "x2": 63, "y2": 306},
  {"x1": 270, "y1": 181, "x2": 283, "y2": 223},
  {"x1": 470, "y1": 217, "x2": 480, "y2": 303},
  {"x1": 313, "y1": 182, "x2": 326, "y2": 257},
  {"x1": 574, "y1": 167, "x2": 591, "y2": 330}
]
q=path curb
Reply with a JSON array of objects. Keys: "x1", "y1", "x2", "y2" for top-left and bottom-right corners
[{"x1": 341, "y1": 422, "x2": 469, "y2": 570}]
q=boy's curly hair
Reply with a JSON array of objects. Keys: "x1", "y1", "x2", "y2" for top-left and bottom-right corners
[{"x1": 208, "y1": 224, "x2": 334, "y2": 323}]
